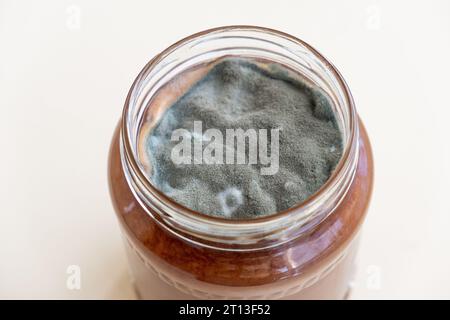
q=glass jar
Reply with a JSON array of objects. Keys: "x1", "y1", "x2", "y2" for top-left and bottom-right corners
[{"x1": 108, "y1": 26, "x2": 373, "y2": 299}]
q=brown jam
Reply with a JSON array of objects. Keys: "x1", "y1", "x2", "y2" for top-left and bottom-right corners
[
  {"x1": 109, "y1": 121, "x2": 372, "y2": 299},
  {"x1": 108, "y1": 26, "x2": 374, "y2": 299}
]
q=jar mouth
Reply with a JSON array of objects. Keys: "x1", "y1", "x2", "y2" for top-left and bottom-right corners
[{"x1": 121, "y1": 25, "x2": 359, "y2": 250}]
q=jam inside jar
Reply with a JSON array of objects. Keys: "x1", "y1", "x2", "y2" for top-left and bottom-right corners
[{"x1": 108, "y1": 26, "x2": 374, "y2": 299}]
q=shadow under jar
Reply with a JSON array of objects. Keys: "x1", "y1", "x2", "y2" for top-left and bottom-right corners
[{"x1": 108, "y1": 26, "x2": 374, "y2": 300}]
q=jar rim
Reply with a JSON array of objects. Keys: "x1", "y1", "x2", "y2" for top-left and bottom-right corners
[{"x1": 121, "y1": 25, "x2": 359, "y2": 250}]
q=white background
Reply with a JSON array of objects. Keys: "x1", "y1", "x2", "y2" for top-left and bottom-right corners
[{"x1": 1, "y1": 0, "x2": 449, "y2": 299}]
